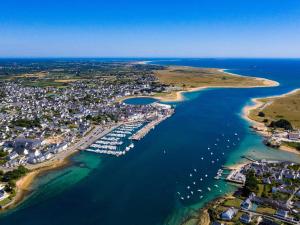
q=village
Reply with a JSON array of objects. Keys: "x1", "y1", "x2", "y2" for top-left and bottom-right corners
[{"x1": 210, "y1": 160, "x2": 300, "y2": 225}]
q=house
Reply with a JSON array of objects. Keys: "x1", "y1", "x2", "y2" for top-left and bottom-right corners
[
  {"x1": 0, "y1": 189, "x2": 5, "y2": 199},
  {"x1": 240, "y1": 213, "x2": 252, "y2": 224},
  {"x1": 259, "y1": 218, "x2": 280, "y2": 225},
  {"x1": 241, "y1": 198, "x2": 252, "y2": 210},
  {"x1": 263, "y1": 177, "x2": 271, "y2": 184},
  {"x1": 275, "y1": 209, "x2": 289, "y2": 218},
  {"x1": 220, "y1": 208, "x2": 237, "y2": 221},
  {"x1": 288, "y1": 132, "x2": 300, "y2": 140},
  {"x1": 8, "y1": 151, "x2": 19, "y2": 160},
  {"x1": 211, "y1": 221, "x2": 224, "y2": 225}
]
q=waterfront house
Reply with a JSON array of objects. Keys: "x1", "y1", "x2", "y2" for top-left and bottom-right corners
[
  {"x1": 288, "y1": 132, "x2": 300, "y2": 140},
  {"x1": 220, "y1": 208, "x2": 237, "y2": 221},
  {"x1": 241, "y1": 198, "x2": 252, "y2": 210}
]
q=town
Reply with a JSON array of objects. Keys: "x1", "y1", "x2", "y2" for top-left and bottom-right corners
[
  {"x1": 210, "y1": 160, "x2": 300, "y2": 225},
  {"x1": 0, "y1": 60, "x2": 174, "y2": 206}
]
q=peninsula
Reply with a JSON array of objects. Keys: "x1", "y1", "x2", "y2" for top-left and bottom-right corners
[
  {"x1": 244, "y1": 89, "x2": 300, "y2": 153},
  {"x1": 152, "y1": 66, "x2": 279, "y2": 101}
]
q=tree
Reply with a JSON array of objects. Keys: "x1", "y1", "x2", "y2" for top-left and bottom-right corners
[
  {"x1": 269, "y1": 119, "x2": 293, "y2": 130},
  {"x1": 258, "y1": 111, "x2": 265, "y2": 117},
  {"x1": 243, "y1": 170, "x2": 259, "y2": 196}
]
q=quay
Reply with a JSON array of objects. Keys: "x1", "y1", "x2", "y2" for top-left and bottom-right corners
[{"x1": 130, "y1": 113, "x2": 173, "y2": 141}]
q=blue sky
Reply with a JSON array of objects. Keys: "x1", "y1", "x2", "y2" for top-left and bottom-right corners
[{"x1": 1, "y1": 0, "x2": 300, "y2": 57}]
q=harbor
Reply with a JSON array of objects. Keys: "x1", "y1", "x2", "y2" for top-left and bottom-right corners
[
  {"x1": 85, "y1": 122, "x2": 142, "y2": 156},
  {"x1": 130, "y1": 114, "x2": 173, "y2": 141},
  {"x1": 84, "y1": 102, "x2": 174, "y2": 156}
]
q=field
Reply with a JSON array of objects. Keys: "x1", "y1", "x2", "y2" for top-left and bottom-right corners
[
  {"x1": 249, "y1": 89, "x2": 300, "y2": 129},
  {"x1": 154, "y1": 66, "x2": 277, "y2": 89}
]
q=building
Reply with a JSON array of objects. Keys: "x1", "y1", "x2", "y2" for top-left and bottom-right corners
[
  {"x1": 211, "y1": 221, "x2": 224, "y2": 225},
  {"x1": 288, "y1": 132, "x2": 300, "y2": 140},
  {"x1": 241, "y1": 198, "x2": 252, "y2": 210},
  {"x1": 240, "y1": 213, "x2": 252, "y2": 224},
  {"x1": 220, "y1": 208, "x2": 237, "y2": 221},
  {"x1": 275, "y1": 209, "x2": 289, "y2": 218}
]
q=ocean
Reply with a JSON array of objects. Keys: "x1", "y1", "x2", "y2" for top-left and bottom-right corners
[{"x1": 1, "y1": 58, "x2": 300, "y2": 225}]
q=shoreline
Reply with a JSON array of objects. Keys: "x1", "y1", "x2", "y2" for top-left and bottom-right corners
[
  {"x1": 242, "y1": 88, "x2": 300, "y2": 155},
  {"x1": 0, "y1": 63, "x2": 282, "y2": 214},
  {"x1": 121, "y1": 64, "x2": 280, "y2": 103},
  {"x1": 132, "y1": 65, "x2": 279, "y2": 102},
  {"x1": 2, "y1": 153, "x2": 72, "y2": 210},
  {"x1": 1, "y1": 124, "x2": 119, "y2": 211}
]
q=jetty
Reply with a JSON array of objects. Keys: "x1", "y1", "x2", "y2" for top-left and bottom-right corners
[{"x1": 130, "y1": 114, "x2": 172, "y2": 141}]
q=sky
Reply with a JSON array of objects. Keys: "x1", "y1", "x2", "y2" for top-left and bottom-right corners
[{"x1": 1, "y1": 0, "x2": 300, "y2": 58}]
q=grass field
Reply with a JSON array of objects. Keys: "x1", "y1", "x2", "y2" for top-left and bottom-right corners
[
  {"x1": 222, "y1": 198, "x2": 243, "y2": 208},
  {"x1": 23, "y1": 80, "x2": 69, "y2": 88},
  {"x1": 249, "y1": 89, "x2": 300, "y2": 129},
  {"x1": 154, "y1": 66, "x2": 276, "y2": 89}
]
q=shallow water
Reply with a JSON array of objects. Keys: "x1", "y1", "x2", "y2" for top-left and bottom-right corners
[{"x1": 1, "y1": 59, "x2": 300, "y2": 225}]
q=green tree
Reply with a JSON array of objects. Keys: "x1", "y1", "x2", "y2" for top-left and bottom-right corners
[{"x1": 243, "y1": 170, "x2": 259, "y2": 196}]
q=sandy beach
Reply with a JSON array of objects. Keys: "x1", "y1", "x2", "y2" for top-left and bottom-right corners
[
  {"x1": 1, "y1": 156, "x2": 71, "y2": 210},
  {"x1": 220, "y1": 69, "x2": 280, "y2": 87},
  {"x1": 0, "y1": 124, "x2": 119, "y2": 210}
]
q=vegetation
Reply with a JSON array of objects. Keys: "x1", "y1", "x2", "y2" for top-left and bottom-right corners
[
  {"x1": 154, "y1": 66, "x2": 274, "y2": 89},
  {"x1": 268, "y1": 119, "x2": 293, "y2": 130},
  {"x1": 249, "y1": 90, "x2": 300, "y2": 129},
  {"x1": 1, "y1": 166, "x2": 29, "y2": 193},
  {"x1": 11, "y1": 118, "x2": 41, "y2": 128},
  {"x1": 0, "y1": 150, "x2": 8, "y2": 158},
  {"x1": 86, "y1": 113, "x2": 118, "y2": 123},
  {"x1": 258, "y1": 111, "x2": 265, "y2": 117},
  {"x1": 2, "y1": 166, "x2": 29, "y2": 182},
  {"x1": 222, "y1": 198, "x2": 243, "y2": 207},
  {"x1": 0, "y1": 90, "x2": 6, "y2": 99},
  {"x1": 243, "y1": 170, "x2": 259, "y2": 196},
  {"x1": 282, "y1": 141, "x2": 300, "y2": 151}
]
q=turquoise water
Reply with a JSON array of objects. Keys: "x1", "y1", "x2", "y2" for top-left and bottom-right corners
[
  {"x1": 1, "y1": 59, "x2": 300, "y2": 225},
  {"x1": 123, "y1": 97, "x2": 157, "y2": 105}
]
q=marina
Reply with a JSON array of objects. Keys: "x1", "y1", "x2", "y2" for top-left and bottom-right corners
[
  {"x1": 84, "y1": 104, "x2": 174, "y2": 156},
  {"x1": 83, "y1": 122, "x2": 143, "y2": 156}
]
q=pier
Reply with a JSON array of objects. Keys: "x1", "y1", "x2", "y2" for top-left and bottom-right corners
[{"x1": 130, "y1": 113, "x2": 173, "y2": 141}]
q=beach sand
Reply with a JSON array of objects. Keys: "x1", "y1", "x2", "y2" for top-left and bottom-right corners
[{"x1": 2, "y1": 157, "x2": 71, "y2": 210}]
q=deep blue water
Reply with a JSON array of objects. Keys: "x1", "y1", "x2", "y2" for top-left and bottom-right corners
[
  {"x1": 1, "y1": 59, "x2": 300, "y2": 225},
  {"x1": 123, "y1": 97, "x2": 157, "y2": 105}
]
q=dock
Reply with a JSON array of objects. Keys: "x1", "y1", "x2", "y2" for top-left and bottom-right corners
[{"x1": 130, "y1": 113, "x2": 173, "y2": 141}]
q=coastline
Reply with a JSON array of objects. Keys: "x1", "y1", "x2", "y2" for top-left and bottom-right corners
[
  {"x1": 2, "y1": 153, "x2": 72, "y2": 210},
  {"x1": 242, "y1": 88, "x2": 300, "y2": 155},
  {"x1": 120, "y1": 64, "x2": 279, "y2": 103},
  {"x1": 1, "y1": 124, "x2": 119, "y2": 211},
  {"x1": 0, "y1": 63, "x2": 284, "y2": 216}
]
